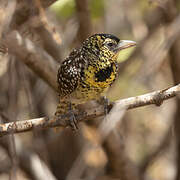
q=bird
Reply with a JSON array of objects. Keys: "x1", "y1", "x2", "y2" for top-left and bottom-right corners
[{"x1": 55, "y1": 33, "x2": 136, "y2": 130}]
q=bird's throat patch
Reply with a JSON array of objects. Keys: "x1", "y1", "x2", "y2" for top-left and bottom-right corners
[
  {"x1": 95, "y1": 64, "x2": 114, "y2": 82},
  {"x1": 84, "y1": 62, "x2": 117, "y2": 88}
]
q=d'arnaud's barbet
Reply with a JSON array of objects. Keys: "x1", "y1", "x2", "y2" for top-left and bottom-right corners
[{"x1": 55, "y1": 33, "x2": 136, "y2": 129}]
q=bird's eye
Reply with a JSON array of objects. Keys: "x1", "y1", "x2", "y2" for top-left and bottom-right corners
[{"x1": 106, "y1": 42, "x2": 114, "y2": 48}]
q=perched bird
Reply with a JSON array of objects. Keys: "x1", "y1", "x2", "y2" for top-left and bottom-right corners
[{"x1": 55, "y1": 33, "x2": 136, "y2": 129}]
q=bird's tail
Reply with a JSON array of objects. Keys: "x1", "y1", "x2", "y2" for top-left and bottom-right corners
[
  {"x1": 55, "y1": 97, "x2": 70, "y2": 117},
  {"x1": 53, "y1": 98, "x2": 70, "y2": 131},
  {"x1": 54, "y1": 97, "x2": 79, "y2": 130}
]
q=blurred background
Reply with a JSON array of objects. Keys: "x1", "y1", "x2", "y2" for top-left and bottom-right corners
[{"x1": 0, "y1": 0, "x2": 180, "y2": 179}]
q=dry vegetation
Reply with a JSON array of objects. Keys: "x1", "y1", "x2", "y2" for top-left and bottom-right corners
[{"x1": 0, "y1": 0, "x2": 180, "y2": 180}]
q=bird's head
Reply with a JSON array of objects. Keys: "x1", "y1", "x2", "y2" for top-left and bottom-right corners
[{"x1": 82, "y1": 33, "x2": 136, "y2": 62}]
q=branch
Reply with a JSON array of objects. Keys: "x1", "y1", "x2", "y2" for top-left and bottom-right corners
[
  {"x1": 2, "y1": 30, "x2": 58, "y2": 91},
  {"x1": 75, "y1": 0, "x2": 92, "y2": 43},
  {"x1": 136, "y1": 13, "x2": 180, "y2": 82},
  {"x1": 0, "y1": 0, "x2": 16, "y2": 38},
  {"x1": 10, "y1": 0, "x2": 58, "y2": 28},
  {"x1": 117, "y1": 3, "x2": 180, "y2": 77},
  {"x1": 116, "y1": 84, "x2": 180, "y2": 108},
  {"x1": 33, "y1": 0, "x2": 62, "y2": 61},
  {"x1": 0, "y1": 84, "x2": 179, "y2": 137}
]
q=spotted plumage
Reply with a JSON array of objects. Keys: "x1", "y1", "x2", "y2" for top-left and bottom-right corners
[{"x1": 55, "y1": 33, "x2": 136, "y2": 129}]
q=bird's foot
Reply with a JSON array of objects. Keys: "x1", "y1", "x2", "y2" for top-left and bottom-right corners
[
  {"x1": 97, "y1": 96, "x2": 111, "y2": 115},
  {"x1": 103, "y1": 96, "x2": 110, "y2": 115},
  {"x1": 68, "y1": 103, "x2": 79, "y2": 131}
]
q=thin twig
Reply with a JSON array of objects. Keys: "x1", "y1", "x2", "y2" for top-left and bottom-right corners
[{"x1": 136, "y1": 13, "x2": 180, "y2": 82}]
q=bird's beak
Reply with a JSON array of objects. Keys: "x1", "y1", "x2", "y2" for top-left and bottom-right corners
[{"x1": 114, "y1": 40, "x2": 136, "y2": 53}]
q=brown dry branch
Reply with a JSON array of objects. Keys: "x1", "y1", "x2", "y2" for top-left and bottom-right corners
[
  {"x1": 6, "y1": 0, "x2": 62, "y2": 64},
  {"x1": 159, "y1": 1, "x2": 180, "y2": 179},
  {"x1": 75, "y1": 0, "x2": 92, "y2": 43},
  {"x1": 117, "y1": 2, "x2": 180, "y2": 77},
  {"x1": 10, "y1": 0, "x2": 58, "y2": 29},
  {"x1": 0, "y1": 0, "x2": 16, "y2": 38},
  {"x1": 34, "y1": 0, "x2": 62, "y2": 46},
  {"x1": 0, "y1": 84, "x2": 179, "y2": 137},
  {"x1": 69, "y1": 83, "x2": 178, "y2": 179},
  {"x1": 2, "y1": 30, "x2": 58, "y2": 91},
  {"x1": 15, "y1": 1, "x2": 62, "y2": 62},
  {"x1": 136, "y1": 13, "x2": 180, "y2": 82},
  {"x1": 30, "y1": 17, "x2": 63, "y2": 62},
  {"x1": 0, "y1": 135, "x2": 57, "y2": 180}
]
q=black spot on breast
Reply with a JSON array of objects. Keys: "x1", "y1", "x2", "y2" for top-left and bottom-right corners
[
  {"x1": 95, "y1": 64, "x2": 114, "y2": 82},
  {"x1": 80, "y1": 67, "x2": 85, "y2": 77}
]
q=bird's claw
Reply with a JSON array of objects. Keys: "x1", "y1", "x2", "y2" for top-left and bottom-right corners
[
  {"x1": 103, "y1": 96, "x2": 110, "y2": 115},
  {"x1": 68, "y1": 103, "x2": 79, "y2": 131}
]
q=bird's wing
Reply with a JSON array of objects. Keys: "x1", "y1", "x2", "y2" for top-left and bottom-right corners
[{"x1": 57, "y1": 49, "x2": 83, "y2": 97}]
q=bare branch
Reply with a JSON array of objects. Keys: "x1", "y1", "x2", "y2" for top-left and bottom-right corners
[
  {"x1": 10, "y1": 0, "x2": 58, "y2": 28},
  {"x1": 3, "y1": 30, "x2": 58, "y2": 91},
  {"x1": 75, "y1": 0, "x2": 92, "y2": 43},
  {"x1": 0, "y1": 0, "x2": 16, "y2": 38},
  {"x1": 0, "y1": 84, "x2": 179, "y2": 137},
  {"x1": 34, "y1": 0, "x2": 62, "y2": 46},
  {"x1": 0, "y1": 136, "x2": 57, "y2": 180},
  {"x1": 115, "y1": 85, "x2": 179, "y2": 109},
  {"x1": 136, "y1": 13, "x2": 180, "y2": 82},
  {"x1": 117, "y1": 4, "x2": 180, "y2": 78}
]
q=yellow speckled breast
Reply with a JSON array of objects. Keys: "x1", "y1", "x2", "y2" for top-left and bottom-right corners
[{"x1": 71, "y1": 62, "x2": 117, "y2": 103}]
